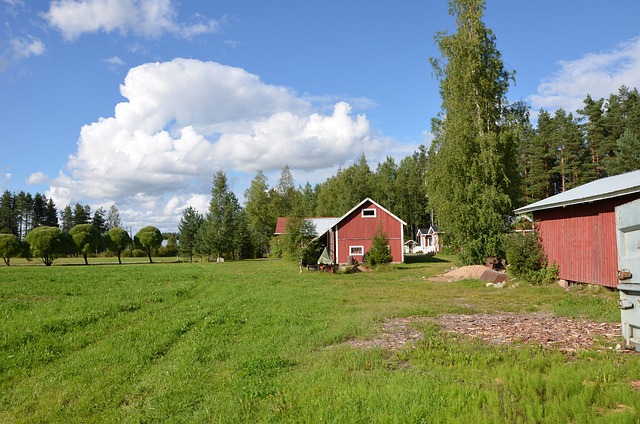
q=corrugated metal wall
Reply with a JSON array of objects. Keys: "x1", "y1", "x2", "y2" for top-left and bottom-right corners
[
  {"x1": 534, "y1": 193, "x2": 640, "y2": 288},
  {"x1": 336, "y1": 200, "x2": 403, "y2": 264}
]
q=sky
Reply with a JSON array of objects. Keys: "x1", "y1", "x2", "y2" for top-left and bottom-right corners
[{"x1": 1, "y1": 0, "x2": 640, "y2": 233}]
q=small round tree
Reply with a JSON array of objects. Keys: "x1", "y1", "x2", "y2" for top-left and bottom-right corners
[
  {"x1": 69, "y1": 223, "x2": 100, "y2": 265},
  {"x1": 105, "y1": 227, "x2": 131, "y2": 264},
  {"x1": 24, "y1": 226, "x2": 66, "y2": 266},
  {"x1": 0, "y1": 233, "x2": 21, "y2": 266},
  {"x1": 367, "y1": 225, "x2": 392, "y2": 267},
  {"x1": 135, "y1": 226, "x2": 163, "y2": 263}
]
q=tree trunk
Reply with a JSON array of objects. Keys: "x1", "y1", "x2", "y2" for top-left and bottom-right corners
[
  {"x1": 83, "y1": 253, "x2": 88, "y2": 265},
  {"x1": 117, "y1": 254, "x2": 122, "y2": 265}
]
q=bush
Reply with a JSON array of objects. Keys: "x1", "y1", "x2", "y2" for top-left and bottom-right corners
[
  {"x1": 367, "y1": 225, "x2": 392, "y2": 267},
  {"x1": 504, "y1": 233, "x2": 557, "y2": 284}
]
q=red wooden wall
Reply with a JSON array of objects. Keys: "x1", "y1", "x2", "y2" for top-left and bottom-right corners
[
  {"x1": 534, "y1": 193, "x2": 640, "y2": 288},
  {"x1": 335, "y1": 200, "x2": 404, "y2": 264}
]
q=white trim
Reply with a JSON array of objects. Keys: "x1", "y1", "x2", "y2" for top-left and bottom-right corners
[
  {"x1": 361, "y1": 208, "x2": 377, "y2": 218},
  {"x1": 400, "y1": 221, "x2": 405, "y2": 263},
  {"x1": 349, "y1": 245, "x2": 364, "y2": 255}
]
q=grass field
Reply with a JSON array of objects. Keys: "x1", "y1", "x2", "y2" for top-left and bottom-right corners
[{"x1": 1, "y1": 256, "x2": 639, "y2": 423}]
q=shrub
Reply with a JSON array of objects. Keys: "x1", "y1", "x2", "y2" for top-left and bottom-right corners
[
  {"x1": 504, "y1": 233, "x2": 557, "y2": 284},
  {"x1": 367, "y1": 225, "x2": 392, "y2": 267}
]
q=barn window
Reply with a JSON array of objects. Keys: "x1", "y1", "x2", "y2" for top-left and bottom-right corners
[
  {"x1": 350, "y1": 246, "x2": 364, "y2": 255},
  {"x1": 361, "y1": 208, "x2": 376, "y2": 218}
]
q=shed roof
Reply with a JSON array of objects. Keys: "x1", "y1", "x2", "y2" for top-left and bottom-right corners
[
  {"x1": 514, "y1": 169, "x2": 640, "y2": 214},
  {"x1": 274, "y1": 216, "x2": 339, "y2": 236}
]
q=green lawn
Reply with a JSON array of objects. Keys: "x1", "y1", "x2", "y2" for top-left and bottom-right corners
[{"x1": 1, "y1": 257, "x2": 638, "y2": 423}]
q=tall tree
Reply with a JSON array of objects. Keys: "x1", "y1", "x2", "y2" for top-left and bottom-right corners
[
  {"x1": 31, "y1": 193, "x2": 47, "y2": 230},
  {"x1": 609, "y1": 129, "x2": 640, "y2": 175},
  {"x1": 60, "y1": 205, "x2": 74, "y2": 233},
  {"x1": 244, "y1": 170, "x2": 275, "y2": 258},
  {"x1": 106, "y1": 204, "x2": 122, "y2": 230},
  {"x1": 44, "y1": 198, "x2": 59, "y2": 227},
  {"x1": 197, "y1": 171, "x2": 241, "y2": 260},
  {"x1": 178, "y1": 206, "x2": 204, "y2": 262},
  {"x1": 72, "y1": 203, "x2": 91, "y2": 227},
  {"x1": 0, "y1": 191, "x2": 17, "y2": 235},
  {"x1": 426, "y1": 0, "x2": 519, "y2": 263}
]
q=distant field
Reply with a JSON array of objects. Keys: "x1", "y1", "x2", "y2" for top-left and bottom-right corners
[{"x1": 1, "y1": 257, "x2": 638, "y2": 422}]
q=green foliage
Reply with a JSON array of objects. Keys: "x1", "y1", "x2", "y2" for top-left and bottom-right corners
[
  {"x1": 24, "y1": 226, "x2": 68, "y2": 266},
  {"x1": 504, "y1": 233, "x2": 558, "y2": 285},
  {"x1": 105, "y1": 227, "x2": 131, "y2": 264},
  {"x1": 69, "y1": 224, "x2": 100, "y2": 265},
  {"x1": 134, "y1": 226, "x2": 163, "y2": 263},
  {"x1": 609, "y1": 128, "x2": 640, "y2": 175},
  {"x1": 0, "y1": 233, "x2": 21, "y2": 266},
  {"x1": 282, "y1": 216, "x2": 316, "y2": 262},
  {"x1": 178, "y1": 206, "x2": 203, "y2": 262},
  {"x1": 367, "y1": 225, "x2": 392, "y2": 267},
  {"x1": 196, "y1": 171, "x2": 242, "y2": 260},
  {"x1": 426, "y1": 0, "x2": 520, "y2": 264}
]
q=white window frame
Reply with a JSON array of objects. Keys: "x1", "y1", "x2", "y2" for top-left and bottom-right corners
[
  {"x1": 361, "y1": 208, "x2": 376, "y2": 218},
  {"x1": 350, "y1": 245, "x2": 364, "y2": 256}
]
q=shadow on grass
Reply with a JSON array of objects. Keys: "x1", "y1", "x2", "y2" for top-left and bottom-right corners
[{"x1": 404, "y1": 254, "x2": 450, "y2": 264}]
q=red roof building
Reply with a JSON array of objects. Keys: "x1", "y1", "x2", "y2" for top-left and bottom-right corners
[
  {"x1": 318, "y1": 198, "x2": 406, "y2": 265},
  {"x1": 515, "y1": 170, "x2": 640, "y2": 288}
]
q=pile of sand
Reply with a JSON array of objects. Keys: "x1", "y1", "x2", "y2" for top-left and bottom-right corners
[{"x1": 427, "y1": 265, "x2": 489, "y2": 282}]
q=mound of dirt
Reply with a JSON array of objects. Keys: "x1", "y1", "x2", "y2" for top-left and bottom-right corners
[{"x1": 428, "y1": 265, "x2": 489, "y2": 282}]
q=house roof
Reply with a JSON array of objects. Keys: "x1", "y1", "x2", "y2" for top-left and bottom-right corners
[
  {"x1": 315, "y1": 197, "x2": 407, "y2": 239},
  {"x1": 417, "y1": 225, "x2": 439, "y2": 236},
  {"x1": 514, "y1": 169, "x2": 640, "y2": 214},
  {"x1": 274, "y1": 216, "x2": 340, "y2": 236}
]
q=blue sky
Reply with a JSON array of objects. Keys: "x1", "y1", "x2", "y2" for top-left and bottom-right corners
[{"x1": 1, "y1": 0, "x2": 640, "y2": 232}]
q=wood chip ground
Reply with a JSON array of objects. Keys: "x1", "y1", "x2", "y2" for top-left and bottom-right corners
[{"x1": 345, "y1": 312, "x2": 626, "y2": 353}]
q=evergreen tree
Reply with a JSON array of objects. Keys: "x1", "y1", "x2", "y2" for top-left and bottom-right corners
[
  {"x1": 426, "y1": 0, "x2": 519, "y2": 264},
  {"x1": 367, "y1": 224, "x2": 392, "y2": 267},
  {"x1": 60, "y1": 205, "x2": 73, "y2": 233},
  {"x1": 31, "y1": 193, "x2": 47, "y2": 230},
  {"x1": 72, "y1": 203, "x2": 91, "y2": 227},
  {"x1": 196, "y1": 171, "x2": 241, "y2": 260},
  {"x1": 178, "y1": 206, "x2": 204, "y2": 262},
  {"x1": 0, "y1": 191, "x2": 17, "y2": 235},
  {"x1": 44, "y1": 198, "x2": 59, "y2": 227},
  {"x1": 609, "y1": 129, "x2": 640, "y2": 175}
]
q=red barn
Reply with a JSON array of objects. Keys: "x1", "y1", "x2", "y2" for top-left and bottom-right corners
[
  {"x1": 515, "y1": 170, "x2": 640, "y2": 288},
  {"x1": 318, "y1": 198, "x2": 406, "y2": 264}
]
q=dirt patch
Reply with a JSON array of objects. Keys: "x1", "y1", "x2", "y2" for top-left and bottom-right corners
[
  {"x1": 344, "y1": 312, "x2": 625, "y2": 353},
  {"x1": 438, "y1": 312, "x2": 623, "y2": 353},
  {"x1": 427, "y1": 265, "x2": 490, "y2": 282}
]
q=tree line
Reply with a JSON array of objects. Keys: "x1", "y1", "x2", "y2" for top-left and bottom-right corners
[{"x1": 3, "y1": 0, "x2": 640, "y2": 267}]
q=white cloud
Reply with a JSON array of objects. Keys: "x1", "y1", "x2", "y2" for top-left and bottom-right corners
[
  {"x1": 25, "y1": 172, "x2": 48, "y2": 185},
  {"x1": 47, "y1": 58, "x2": 388, "y2": 232},
  {"x1": 103, "y1": 56, "x2": 124, "y2": 66},
  {"x1": 44, "y1": 0, "x2": 218, "y2": 41},
  {"x1": 10, "y1": 36, "x2": 45, "y2": 59},
  {"x1": 530, "y1": 37, "x2": 640, "y2": 113}
]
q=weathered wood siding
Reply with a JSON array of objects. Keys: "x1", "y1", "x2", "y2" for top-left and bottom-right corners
[
  {"x1": 534, "y1": 193, "x2": 640, "y2": 288},
  {"x1": 335, "y1": 200, "x2": 403, "y2": 264}
]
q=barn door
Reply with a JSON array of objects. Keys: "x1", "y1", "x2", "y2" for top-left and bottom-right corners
[
  {"x1": 615, "y1": 198, "x2": 640, "y2": 350},
  {"x1": 616, "y1": 198, "x2": 640, "y2": 285}
]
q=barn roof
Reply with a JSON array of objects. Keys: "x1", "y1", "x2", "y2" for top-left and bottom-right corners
[
  {"x1": 515, "y1": 169, "x2": 640, "y2": 214},
  {"x1": 274, "y1": 217, "x2": 339, "y2": 236}
]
